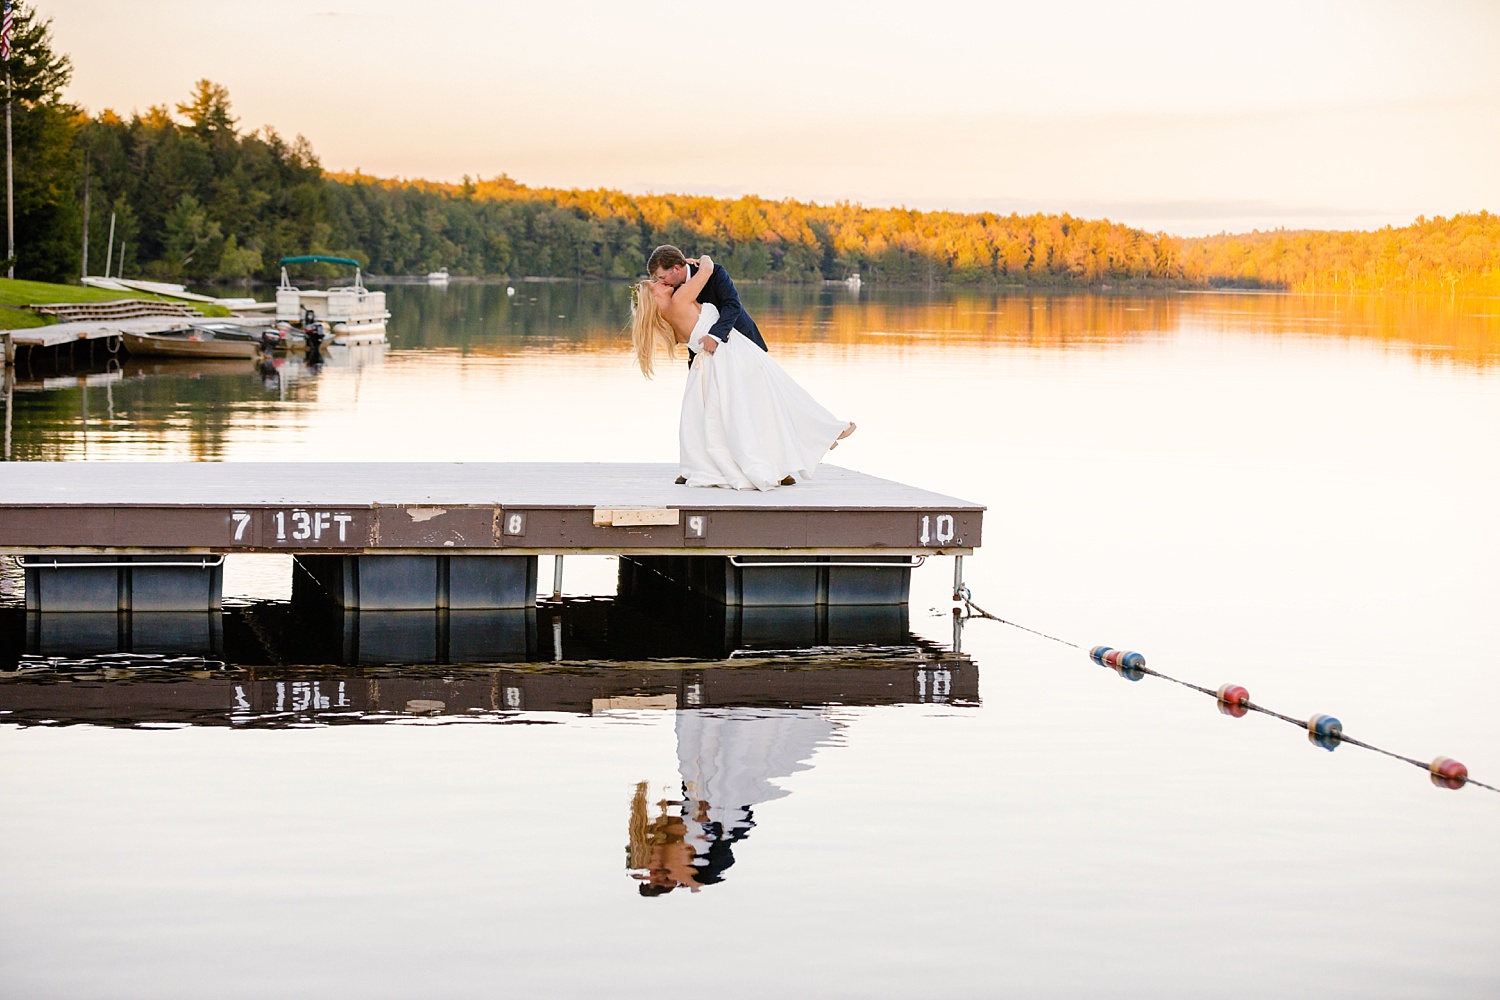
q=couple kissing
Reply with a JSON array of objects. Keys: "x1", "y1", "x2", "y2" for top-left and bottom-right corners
[{"x1": 631, "y1": 244, "x2": 855, "y2": 491}]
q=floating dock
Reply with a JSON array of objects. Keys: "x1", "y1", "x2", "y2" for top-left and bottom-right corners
[
  {"x1": 0, "y1": 462, "x2": 983, "y2": 613},
  {"x1": 7, "y1": 316, "x2": 185, "y2": 351},
  {"x1": 4, "y1": 315, "x2": 273, "y2": 369}
]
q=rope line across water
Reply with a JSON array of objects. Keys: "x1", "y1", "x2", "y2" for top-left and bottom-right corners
[{"x1": 958, "y1": 595, "x2": 1497, "y2": 795}]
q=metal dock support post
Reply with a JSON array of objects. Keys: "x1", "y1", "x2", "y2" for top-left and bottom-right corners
[
  {"x1": 952, "y1": 555, "x2": 965, "y2": 602},
  {"x1": 552, "y1": 555, "x2": 564, "y2": 599}
]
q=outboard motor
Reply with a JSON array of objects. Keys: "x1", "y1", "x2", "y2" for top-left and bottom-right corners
[
  {"x1": 259, "y1": 353, "x2": 280, "y2": 387},
  {"x1": 258, "y1": 331, "x2": 281, "y2": 384},
  {"x1": 303, "y1": 321, "x2": 326, "y2": 367}
]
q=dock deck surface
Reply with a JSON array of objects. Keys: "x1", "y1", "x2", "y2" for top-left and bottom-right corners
[
  {"x1": 0, "y1": 462, "x2": 983, "y2": 556},
  {"x1": 7, "y1": 317, "x2": 194, "y2": 350}
]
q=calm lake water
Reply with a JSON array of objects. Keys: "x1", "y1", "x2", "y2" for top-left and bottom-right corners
[{"x1": 1, "y1": 282, "x2": 1498, "y2": 998}]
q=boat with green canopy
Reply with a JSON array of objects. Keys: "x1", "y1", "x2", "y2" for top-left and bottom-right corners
[{"x1": 276, "y1": 255, "x2": 390, "y2": 345}]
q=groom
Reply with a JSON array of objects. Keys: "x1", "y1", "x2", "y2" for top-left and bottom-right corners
[
  {"x1": 647, "y1": 245, "x2": 768, "y2": 361},
  {"x1": 649, "y1": 244, "x2": 775, "y2": 485}
]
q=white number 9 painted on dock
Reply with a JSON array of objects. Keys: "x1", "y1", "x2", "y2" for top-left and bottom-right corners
[{"x1": 919, "y1": 514, "x2": 956, "y2": 546}]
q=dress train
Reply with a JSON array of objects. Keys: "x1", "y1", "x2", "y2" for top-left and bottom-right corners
[{"x1": 678, "y1": 304, "x2": 849, "y2": 491}]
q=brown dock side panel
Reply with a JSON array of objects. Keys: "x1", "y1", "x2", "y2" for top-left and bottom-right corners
[{"x1": 0, "y1": 462, "x2": 984, "y2": 559}]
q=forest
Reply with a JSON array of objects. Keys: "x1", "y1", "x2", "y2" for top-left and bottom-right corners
[
  {"x1": 1180, "y1": 216, "x2": 1500, "y2": 294},
  {"x1": 6, "y1": 2, "x2": 1498, "y2": 293}
]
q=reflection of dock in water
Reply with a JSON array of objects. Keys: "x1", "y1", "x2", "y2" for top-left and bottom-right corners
[
  {"x1": 0, "y1": 592, "x2": 929, "y2": 669},
  {"x1": 0, "y1": 592, "x2": 977, "y2": 727},
  {"x1": 0, "y1": 652, "x2": 976, "y2": 728}
]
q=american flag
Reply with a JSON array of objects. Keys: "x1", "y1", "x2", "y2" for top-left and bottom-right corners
[{"x1": 1, "y1": 1, "x2": 12, "y2": 62}]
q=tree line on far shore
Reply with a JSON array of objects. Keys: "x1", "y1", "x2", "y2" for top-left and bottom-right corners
[
  {"x1": 5, "y1": 3, "x2": 1498, "y2": 293},
  {"x1": 1179, "y1": 216, "x2": 1500, "y2": 294}
]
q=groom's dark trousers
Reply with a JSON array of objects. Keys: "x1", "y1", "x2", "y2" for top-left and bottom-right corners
[{"x1": 685, "y1": 263, "x2": 767, "y2": 367}]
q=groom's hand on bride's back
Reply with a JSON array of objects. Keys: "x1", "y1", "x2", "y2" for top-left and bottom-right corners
[{"x1": 699, "y1": 336, "x2": 718, "y2": 354}]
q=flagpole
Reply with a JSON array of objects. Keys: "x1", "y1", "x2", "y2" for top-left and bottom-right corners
[
  {"x1": 3, "y1": 2, "x2": 16, "y2": 278},
  {"x1": 4, "y1": 65, "x2": 11, "y2": 280}
]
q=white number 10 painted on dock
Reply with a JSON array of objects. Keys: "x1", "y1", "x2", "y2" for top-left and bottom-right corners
[{"x1": 919, "y1": 514, "x2": 956, "y2": 546}]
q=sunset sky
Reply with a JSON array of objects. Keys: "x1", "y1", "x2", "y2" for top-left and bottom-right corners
[{"x1": 48, "y1": 0, "x2": 1500, "y2": 235}]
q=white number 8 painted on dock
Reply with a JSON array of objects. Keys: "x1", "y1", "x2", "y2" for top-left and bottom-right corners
[{"x1": 919, "y1": 514, "x2": 956, "y2": 546}]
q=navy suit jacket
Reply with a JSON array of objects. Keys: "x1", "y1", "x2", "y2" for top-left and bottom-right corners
[{"x1": 686, "y1": 263, "x2": 767, "y2": 364}]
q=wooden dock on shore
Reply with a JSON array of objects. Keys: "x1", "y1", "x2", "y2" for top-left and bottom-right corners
[
  {"x1": 3, "y1": 315, "x2": 272, "y2": 366},
  {"x1": 5, "y1": 316, "x2": 191, "y2": 355}
]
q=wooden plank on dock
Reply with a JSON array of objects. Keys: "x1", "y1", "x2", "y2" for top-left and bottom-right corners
[{"x1": 0, "y1": 462, "x2": 984, "y2": 557}]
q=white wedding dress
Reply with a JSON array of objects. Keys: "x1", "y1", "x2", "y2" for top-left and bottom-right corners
[{"x1": 678, "y1": 303, "x2": 849, "y2": 491}]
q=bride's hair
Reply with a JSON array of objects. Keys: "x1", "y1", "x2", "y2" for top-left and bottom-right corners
[{"x1": 630, "y1": 281, "x2": 676, "y2": 378}]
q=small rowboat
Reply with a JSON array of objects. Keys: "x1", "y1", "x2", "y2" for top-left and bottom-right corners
[{"x1": 122, "y1": 330, "x2": 264, "y2": 359}]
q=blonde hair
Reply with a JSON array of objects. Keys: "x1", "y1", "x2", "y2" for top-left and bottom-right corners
[{"x1": 630, "y1": 281, "x2": 676, "y2": 378}]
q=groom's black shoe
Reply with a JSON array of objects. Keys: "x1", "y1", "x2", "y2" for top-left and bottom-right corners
[{"x1": 675, "y1": 476, "x2": 687, "y2": 485}]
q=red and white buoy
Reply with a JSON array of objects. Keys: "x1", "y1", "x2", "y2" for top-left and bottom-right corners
[
  {"x1": 1429, "y1": 756, "x2": 1468, "y2": 790},
  {"x1": 1216, "y1": 684, "x2": 1250, "y2": 719}
]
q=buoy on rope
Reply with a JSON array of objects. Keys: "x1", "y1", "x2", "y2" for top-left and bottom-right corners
[
  {"x1": 1090, "y1": 646, "x2": 1145, "y2": 681},
  {"x1": 1307, "y1": 713, "x2": 1343, "y2": 751},
  {"x1": 1216, "y1": 684, "x2": 1250, "y2": 718},
  {"x1": 1429, "y1": 756, "x2": 1468, "y2": 790},
  {"x1": 1090, "y1": 647, "x2": 1146, "y2": 669}
]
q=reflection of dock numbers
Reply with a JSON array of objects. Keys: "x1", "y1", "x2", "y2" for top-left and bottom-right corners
[
  {"x1": 268, "y1": 509, "x2": 353, "y2": 543},
  {"x1": 917, "y1": 667, "x2": 952, "y2": 703},
  {"x1": 919, "y1": 514, "x2": 956, "y2": 545}
]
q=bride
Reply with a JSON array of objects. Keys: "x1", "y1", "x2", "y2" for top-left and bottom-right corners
[{"x1": 631, "y1": 256, "x2": 854, "y2": 490}]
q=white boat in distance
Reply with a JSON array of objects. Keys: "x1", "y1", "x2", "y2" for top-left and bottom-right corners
[
  {"x1": 426, "y1": 267, "x2": 450, "y2": 284},
  {"x1": 275, "y1": 255, "x2": 390, "y2": 345}
]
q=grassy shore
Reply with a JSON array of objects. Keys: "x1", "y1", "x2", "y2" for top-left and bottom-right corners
[{"x1": 0, "y1": 277, "x2": 232, "y2": 328}]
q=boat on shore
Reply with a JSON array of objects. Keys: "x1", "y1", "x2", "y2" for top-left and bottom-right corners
[
  {"x1": 275, "y1": 255, "x2": 389, "y2": 345},
  {"x1": 426, "y1": 268, "x2": 450, "y2": 285},
  {"x1": 122, "y1": 329, "x2": 264, "y2": 359}
]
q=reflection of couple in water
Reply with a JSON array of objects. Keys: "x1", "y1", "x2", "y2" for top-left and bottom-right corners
[
  {"x1": 629, "y1": 783, "x2": 744, "y2": 895},
  {"x1": 627, "y1": 707, "x2": 838, "y2": 895}
]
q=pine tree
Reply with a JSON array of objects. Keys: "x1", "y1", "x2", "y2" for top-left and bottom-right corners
[{"x1": 5, "y1": 1, "x2": 81, "y2": 282}]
